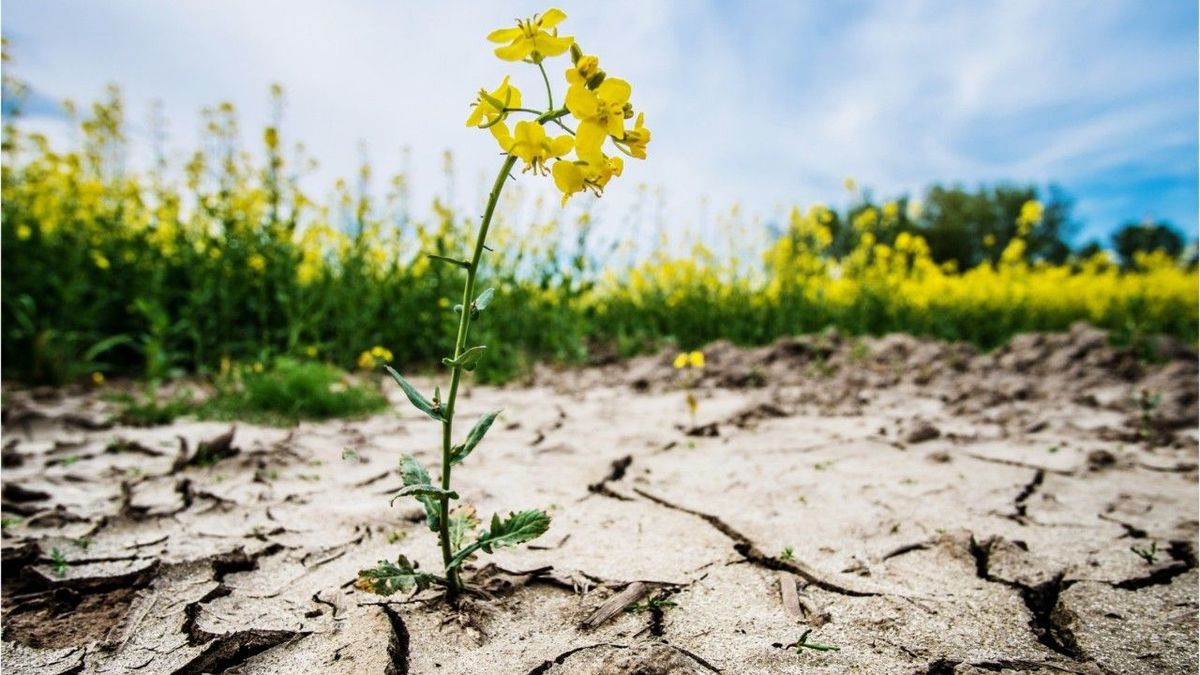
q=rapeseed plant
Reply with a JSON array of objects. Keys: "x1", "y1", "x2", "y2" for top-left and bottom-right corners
[{"x1": 356, "y1": 7, "x2": 652, "y2": 599}]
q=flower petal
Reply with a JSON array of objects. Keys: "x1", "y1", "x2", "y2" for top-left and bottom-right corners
[
  {"x1": 597, "y1": 78, "x2": 631, "y2": 105},
  {"x1": 548, "y1": 134, "x2": 574, "y2": 157},
  {"x1": 487, "y1": 27, "x2": 523, "y2": 43},
  {"x1": 565, "y1": 84, "x2": 599, "y2": 120},
  {"x1": 535, "y1": 33, "x2": 574, "y2": 57},
  {"x1": 494, "y1": 40, "x2": 534, "y2": 61},
  {"x1": 539, "y1": 8, "x2": 568, "y2": 29},
  {"x1": 575, "y1": 120, "x2": 607, "y2": 162}
]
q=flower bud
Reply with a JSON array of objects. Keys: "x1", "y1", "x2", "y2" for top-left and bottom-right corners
[
  {"x1": 570, "y1": 43, "x2": 583, "y2": 64},
  {"x1": 622, "y1": 102, "x2": 634, "y2": 119},
  {"x1": 586, "y1": 71, "x2": 606, "y2": 89}
]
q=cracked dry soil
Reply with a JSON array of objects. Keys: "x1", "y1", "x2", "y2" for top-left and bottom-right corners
[{"x1": 2, "y1": 323, "x2": 1197, "y2": 674}]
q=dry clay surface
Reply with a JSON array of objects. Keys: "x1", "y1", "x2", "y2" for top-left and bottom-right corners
[{"x1": 2, "y1": 324, "x2": 1197, "y2": 674}]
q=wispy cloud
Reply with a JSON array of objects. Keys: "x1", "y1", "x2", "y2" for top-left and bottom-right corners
[{"x1": 3, "y1": 0, "x2": 1195, "y2": 244}]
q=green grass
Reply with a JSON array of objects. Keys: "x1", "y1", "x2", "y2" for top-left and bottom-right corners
[{"x1": 109, "y1": 359, "x2": 388, "y2": 426}]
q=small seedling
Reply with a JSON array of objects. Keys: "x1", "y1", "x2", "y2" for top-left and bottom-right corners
[
  {"x1": 1131, "y1": 541, "x2": 1158, "y2": 564},
  {"x1": 1047, "y1": 446, "x2": 1059, "y2": 454},
  {"x1": 779, "y1": 546, "x2": 795, "y2": 562},
  {"x1": 787, "y1": 629, "x2": 840, "y2": 654},
  {"x1": 298, "y1": 473, "x2": 321, "y2": 482},
  {"x1": 1, "y1": 516, "x2": 23, "y2": 531},
  {"x1": 626, "y1": 595, "x2": 678, "y2": 614},
  {"x1": 1135, "y1": 389, "x2": 1162, "y2": 443},
  {"x1": 387, "y1": 530, "x2": 407, "y2": 544},
  {"x1": 73, "y1": 537, "x2": 92, "y2": 551},
  {"x1": 342, "y1": 448, "x2": 361, "y2": 462},
  {"x1": 60, "y1": 455, "x2": 81, "y2": 467},
  {"x1": 49, "y1": 548, "x2": 68, "y2": 577},
  {"x1": 674, "y1": 350, "x2": 705, "y2": 424},
  {"x1": 813, "y1": 461, "x2": 831, "y2": 471}
]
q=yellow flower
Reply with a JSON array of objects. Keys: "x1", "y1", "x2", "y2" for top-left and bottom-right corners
[
  {"x1": 566, "y1": 54, "x2": 600, "y2": 86},
  {"x1": 91, "y1": 371, "x2": 105, "y2": 385},
  {"x1": 487, "y1": 8, "x2": 574, "y2": 62},
  {"x1": 614, "y1": 112, "x2": 650, "y2": 160},
  {"x1": 466, "y1": 76, "x2": 522, "y2": 128},
  {"x1": 91, "y1": 251, "x2": 110, "y2": 270},
  {"x1": 370, "y1": 345, "x2": 394, "y2": 362},
  {"x1": 551, "y1": 154, "x2": 623, "y2": 205},
  {"x1": 844, "y1": 177, "x2": 857, "y2": 192},
  {"x1": 673, "y1": 353, "x2": 688, "y2": 369},
  {"x1": 357, "y1": 350, "x2": 375, "y2": 370},
  {"x1": 304, "y1": 345, "x2": 319, "y2": 358},
  {"x1": 566, "y1": 78, "x2": 632, "y2": 160},
  {"x1": 688, "y1": 351, "x2": 705, "y2": 368},
  {"x1": 496, "y1": 120, "x2": 573, "y2": 174},
  {"x1": 248, "y1": 254, "x2": 267, "y2": 272},
  {"x1": 16, "y1": 224, "x2": 32, "y2": 240}
]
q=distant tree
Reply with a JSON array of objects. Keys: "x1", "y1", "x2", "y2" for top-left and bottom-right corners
[
  {"x1": 912, "y1": 183, "x2": 1075, "y2": 269},
  {"x1": 1112, "y1": 220, "x2": 1184, "y2": 268},
  {"x1": 1075, "y1": 241, "x2": 1104, "y2": 259}
]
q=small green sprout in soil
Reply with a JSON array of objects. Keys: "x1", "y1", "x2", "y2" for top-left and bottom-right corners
[
  {"x1": 1, "y1": 516, "x2": 23, "y2": 531},
  {"x1": 387, "y1": 530, "x2": 407, "y2": 544},
  {"x1": 1048, "y1": 446, "x2": 1060, "y2": 454},
  {"x1": 73, "y1": 538, "x2": 92, "y2": 550},
  {"x1": 1135, "y1": 388, "x2": 1162, "y2": 443},
  {"x1": 813, "y1": 461, "x2": 832, "y2": 471},
  {"x1": 626, "y1": 595, "x2": 678, "y2": 614},
  {"x1": 298, "y1": 473, "x2": 321, "y2": 482},
  {"x1": 786, "y1": 629, "x2": 841, "y2": 654},
  {"x1": 1131, "y1": 541, "x2": 1158, "y2": 564},
  {"x1": 49, "y1": 548, "x2": 68, "y2": 577},
  {"x1": 342, "y1": 448, "x2": 361, "y2": 462},
  {"x1": 779, "y1": 546, "x2": 795, "y2": 562},
  {"x1": 59, "y1": 455, "x2": 81, "y2": 466}
]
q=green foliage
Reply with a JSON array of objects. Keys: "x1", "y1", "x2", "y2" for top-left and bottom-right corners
[
  {"x1": 399, "y1": 455, "x2": 441, "y2": 532},
  {"x1": 109, "y1": 388, "x2": 196, "y2": 426},
  {"x1": 626, "y1": 595, "x2": 678, "y2": 614},
  {"x1": 203, "y1": 359, "x2": 387, "y2": 425},
  {"x1": 356, "y1": 555, "x2": 440, "y2": 594},
  {"x1": 1131, "y1": 541, "x2": 1158, "y2": 564},
  {"x1": 385, "y1": 366, "x2": 445, "y2": 422},
  {"x1": 49, "y1": 547, "x2": 68, "y2": 577},
  {"x1": 448, "y1": 510, "x2": 552, "y2": 569},
  {"x1": 1113, "y1": 221, "x2": 1184, "y2": 268},
  {"x1": 449, "y1": 410, "x2": 501, "y2": 465}
]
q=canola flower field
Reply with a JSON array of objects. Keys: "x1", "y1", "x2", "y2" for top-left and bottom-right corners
[{"x1": 2, "y1": 88, "x2": 1196, "y2": 385}]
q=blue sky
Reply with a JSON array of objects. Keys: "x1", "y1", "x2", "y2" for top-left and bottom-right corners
[{"x1": 3, "y1": 0, "x2": 1197, "y2": 246}]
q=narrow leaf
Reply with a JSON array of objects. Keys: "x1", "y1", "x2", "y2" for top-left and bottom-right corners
[
  {"x1": 450, "y1": 410, "x2": 501, "y2": 465},
  {"x1": 443, "y1": 346, "x2": 487, "y2": 371},
  {"x1": 400, "y1": 455, "x2": 441, "y2": 531},
  {"x1": 426, "y1": 254, "x2": 471, "y2": 270},
  {"x1": 389, "y1": 484, "x2": 459, "y2": 506},
  {"x1": 355, "y1": 555, "x2": 441, "y2": 595},
  {"x1": 384, "y1": 365, "x2": 444, "y2": 422}
]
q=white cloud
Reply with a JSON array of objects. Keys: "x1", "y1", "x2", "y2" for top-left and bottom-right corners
[{"x1": 4, "y1": 0, "x2": 1195, "y2": 243}]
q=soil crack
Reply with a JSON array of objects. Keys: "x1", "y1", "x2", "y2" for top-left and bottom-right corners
[{"x1": 632, "y1": 487, "x2": 877, "y2": 597}]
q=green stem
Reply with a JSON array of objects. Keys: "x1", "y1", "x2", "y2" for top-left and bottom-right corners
[
  {"x1": 537, "y1": 62, "x2": 554, "y2": 110},
  {"x1": 437, "y1": 106, "x2": 566, "y2": 597},
  {"x1": 439, "y1": 153, "x2": 518, "y2": 595}
]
